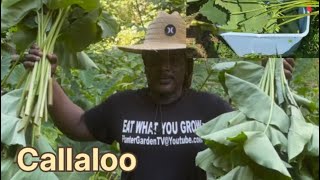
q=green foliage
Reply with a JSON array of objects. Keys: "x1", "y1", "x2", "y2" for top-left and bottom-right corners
[{"x1": 196, "y1": 59, "x2": 319, "y2": 179}]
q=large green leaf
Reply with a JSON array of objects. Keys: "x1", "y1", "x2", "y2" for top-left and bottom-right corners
[
  {"x1": 214, "y1": 0, "x2": 244, "y2": 30},
  {"x1": 218, "y1": 166, "x2": 255, "y2": 180},
  {"x1": 213, "y1": 61, "x2": 264, "y2": 85},
  {"x1": 288, "y1": 105, "x2": 314, "y2": 161},
  {"x1": 54, "y1": 42, "x2": 97, "y2": 69},
  {"x1": 1, "y1": 52, "x2": 12, "y2": 80},
  {"x1": 200, "y1": 121, "x2": 287, "y2": 150},
  {"x1": 1, "y1": 0, "x2": 41, "y2": 32},
  {"x1": 98, "y1": 11, "x2": 119, "y2": 38},
  {"x1": 306, "y1": 126, "x2": 319, "y2": 156},
  {"x1": 7, "y1": 65, "x2": 26, "y2": 86},
  {"x1": 196, "y1": 111, "x2": 246, "y2": 137},
  {"x1": 1, "y1": 89, "x2": 26, "y2": 146},
  {"x1": 225, "y1": 73, "x2": 290, "y2": 133},
  {"x1": 196, "y1": 148, "x2": 226, "y2": 177},
  {"x1": 1, "y1": 0, "x2": 23, "y2": 8},
  {"x1": 45, "y1": 0, "x2": 100, "y2": 11},
  {"x1": 243, "y1": 132, "x2": 291, "y2": 179},
  {"x1": 59, "y1": 8, "x2": 101, "y2": 52},
  {"x1": 11, "y1": 25, "x2": 37, "y2": 53},
  {"x1": 199, "y1": 0, "x2": 228, "y2": 25}
]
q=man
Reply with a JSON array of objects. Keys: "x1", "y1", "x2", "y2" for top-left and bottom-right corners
[{"x1": 24, "y1": 11, "x2": 294, "y2": 180}]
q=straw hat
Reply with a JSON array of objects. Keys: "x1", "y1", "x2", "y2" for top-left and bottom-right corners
[{"x1": 118, "y1": 11, "x2": 186, "y2": 53}]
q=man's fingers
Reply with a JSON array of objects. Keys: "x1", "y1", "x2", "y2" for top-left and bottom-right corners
[
  {"x1": 283, "y1": 60, "x2": 294, "y2": 73},
  {"x1": 28, "y1": 48, "x2": 43, "y2": 57},
  {"x1": 23, "y1": 61, "x2": 36, "y2": 69},
  {"x1": 284, "y1": 69, "x2": 292, "y2": 80},
  {"x1": 31, "y1": 44, "x2": 40, "y2": 50},
  {"x1": 284, "y1": 58, "x2": 295, "y2": 68},
  {"x1": 47, "y1": 53, "x2": 58, "y2": 64},
  {"x1": 25, "y1": 54, "x2": 41, "y2": 62}
]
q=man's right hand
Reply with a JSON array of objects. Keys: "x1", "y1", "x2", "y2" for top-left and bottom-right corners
[
  {"x1": 23, "y1": 44, "x2": 95, "y2": 142},
  {"x1": 23, "y1": 44, "x2": 58, "y2": 75}
]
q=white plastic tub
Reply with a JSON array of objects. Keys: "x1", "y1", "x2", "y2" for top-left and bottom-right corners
[{"x1": 220, "y1": 8, "x2": 310, "y2": 57}]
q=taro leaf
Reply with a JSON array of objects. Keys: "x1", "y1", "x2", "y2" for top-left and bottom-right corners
[
  {"x1": 218, "y1": 166, "x2": 255, "y2": 180},
  {"x1": 200, "y1": 121, "x2": 287, "y2": 149},
  {"x1": 1, "y1": 156, "x2": 21, "y2": 180},
  {"x1": 1, "y1": 52, "x2": 11, "y2": 80},
  {"x1": 1, "y1": 89, "x2": 26, "y2": 146},
  {"x1": 243, "y1": 132, "x2": 291, "y2": 179},
  {"x1": 7, "y1": 64, "x2": 26, "y2": 86},
  {"x1": 1, "y1": 0, "x2": 41, "y2": 32},
  {"x1": 212, "y1": 61, "x2": 263, "y2": 94},
  {"x1": 11, "y1": 25, "x2": 37, "y2": 53},
  {"x1": 54, "y1": 42, "x2": 97, "y2": 69},
  {"x1": 59, "y1": 8, "x2": 101, "y2": 52},
  {"x1": 225, "y1": 73, "x2": 290, "y2": 133},
  {"x1": 77, "y1": 51, "x2": 98, "y2": 69},
  {"x1": 45, "y1": 0, "x2": 100, "y2": 11},
  {"x1": 1, "y1": 0, "x2": 23, "y2": 8},
  {"x1": 98, "y1": 11, "x2": 119, "y2": 38},
  {"x1": 306, "y1": 125, "x2": 319, "y2": 156},
  {"x1": 196, "y1": 111, "x2": 246, "y2": 137},
  {"x1": 199, "y1": 0, "x2": 228, "y2": 25},
  {"x1": 288, "y1": 105, "x2": 314, "y2": 161},
  {"x1": 196, "y1": 148, "x2": 226, "y2": 177}
]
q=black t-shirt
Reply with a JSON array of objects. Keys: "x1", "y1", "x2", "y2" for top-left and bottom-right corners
[{"x1": 84, "y1": 88, "x2": 232, "y2": 180}]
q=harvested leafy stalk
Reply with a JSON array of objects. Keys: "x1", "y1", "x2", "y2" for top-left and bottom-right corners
[
  {"x1": 196, "y1": 59, "x2": 319, "y2": 179},
  {"x1": 16, "y1": 7, "x2": 71, "y2": 146}
]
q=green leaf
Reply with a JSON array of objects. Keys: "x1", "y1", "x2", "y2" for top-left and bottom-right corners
[
  {"x1": 98, "y1": 11, "x2": 119, "y2": 38},
  {"x1": 288, "y1": 105, "x2": 314, "y2": 161},
  {"x1": 196, "y1": 149, "x2": 226, "y2": 177},
  {"x1": 236, "y1": 0, "x2": 272, "y2": 33},
  {"x1": 214, "y1": 0, "x2": 244, "y2": 30},
  {"x1": 7, "y1": 64, "x2": 26, "y2": 86},
  {"x1": 243, "y1": 132, "x2": 291, "y2": 179},
  {"x1": 1, "y1": 89, "x2": 26, "y2": 146},
  {"x1": 1, "y1": 153, "x2": 21, "y2": 180},
  {"x1": 1, "y1": 0, "x2": 22, "y2": 8},
  {"x1": 218, "y1": 166, "x2": 255, "y2": 180},
  {"x1": 196, "y1": 111, "x2": 246, "y2": 137},
  {"x1": 306, "y1": 125, "x2": 319, "y2": 156},
  {"x1": 1, "y1": 0, "x2": 41, "y2": 32},
  {"x1": 225, "y1": 73, "x2": 290, "y2": 133},
  {"x1": 1, "y1": 53, "x2": 12, "y2": 80},
  {"x1": 45, "y1": 0, "x2": 100, "y2": 11},
  {"x1": 54, "y1": 42, "x2": 97, "y2": 69},
  {"x1": 59, "y1": 8, "x2": 101, "y2": 52},
  {"x1": 77, "y1": 51, "x2": 98, "y2": 69},
  {"x1": 11, "y1": 25, "x2": 37, "y2": 53},
  {"x1": 199, "y1": 1, "x2": 228, "y2": 25},
  {"x1": 212, "y1": 61, "x2": 264, "y2": 94}
]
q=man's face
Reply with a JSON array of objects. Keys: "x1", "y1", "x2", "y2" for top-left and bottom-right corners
[{"x1": 142, "y1": 50, "x2": 186, "y2": 95}]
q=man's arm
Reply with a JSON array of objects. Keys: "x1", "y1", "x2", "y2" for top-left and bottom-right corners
[{"x1": 48, "y1": 78, "x2": 95, "y2": 141}]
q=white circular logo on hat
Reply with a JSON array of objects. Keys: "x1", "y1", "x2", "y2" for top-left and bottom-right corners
[{"x1": 165, "y1": 24, "x2": 176, "y2": 36}]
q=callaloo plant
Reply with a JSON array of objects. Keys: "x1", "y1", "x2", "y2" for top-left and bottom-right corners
[
  {"x1": 196, "y1": 59, "x2": 319, "y2": 179},
  {"x1": 1, "y1": 0, "x2": 118, "y2": 178}
]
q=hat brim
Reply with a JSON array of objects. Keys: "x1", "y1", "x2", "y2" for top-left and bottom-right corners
[{"x1": 118, "y1": 42, "x2": 186, "y2": 54}]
